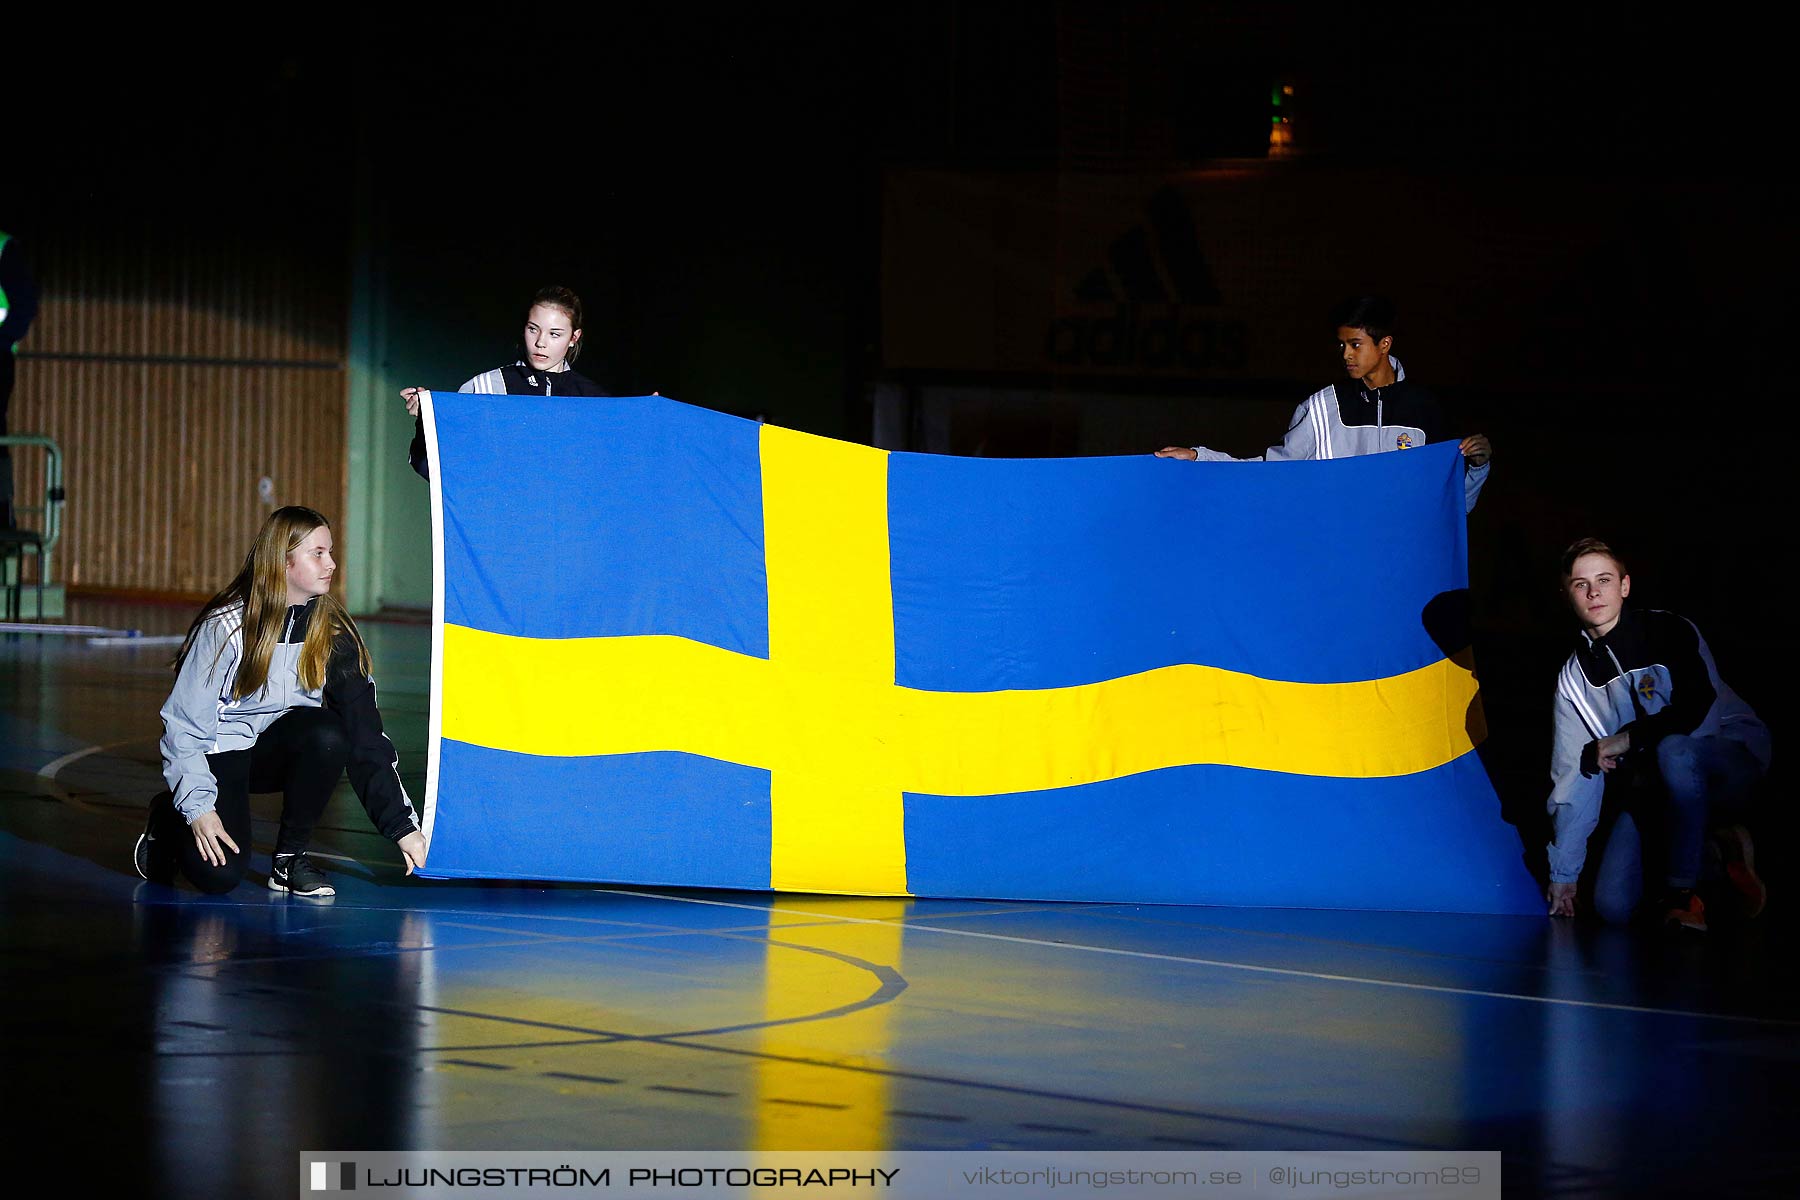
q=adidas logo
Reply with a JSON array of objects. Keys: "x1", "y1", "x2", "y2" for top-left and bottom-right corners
[{"x1": 1045, "y1": 185, "x2": 1250, "y2": 372}]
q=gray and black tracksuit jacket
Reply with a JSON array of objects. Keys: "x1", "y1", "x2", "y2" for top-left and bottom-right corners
[
  {"x1": 1189, "y1": 358, "x2": 1490, "y2": 512},
  {"x1": 159, "y1": 598, "x2": 420, "y2": 841},
  {"x1": 1545, "y1": 607, "x2": 1770, "y2": 883}
]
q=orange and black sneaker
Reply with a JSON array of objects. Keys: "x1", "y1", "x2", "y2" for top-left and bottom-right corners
[
  {"x1": 1714, "y1": 824, "x2": 1767, "y2": 920},
  {"x1": 1663, "y1": 889, "x2": 1708, "y2": 933}
]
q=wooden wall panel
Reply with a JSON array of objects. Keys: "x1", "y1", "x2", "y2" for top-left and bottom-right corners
[{"x1": 9, "y1": 224, "x2": 347, "y2": 595}]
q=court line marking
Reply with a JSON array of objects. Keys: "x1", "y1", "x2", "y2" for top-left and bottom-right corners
[
  {"x1": 1072, "y1": 905, "x2": 1613, "y2": 979},
  {"x1": 35, "y1": 738, "x2": 148, "y2": 815},
  {"x1": 126, "y1": 901, "x2": 1628, "y2": 1155},
  {"x1": 158, "y1": 934, "x2": 906, "y2": 1046},
  {"x1": 37, "y1": 742, "x2": 116, "y2": 780},
  {"x1": 600, "y1": 889, "x2": 1800, "y2": 1028},
  {"x1": 124, "y1": 879, "x2": 1795, "y2": 1028},
  {"x1": 116, "y1": 884, "x2": 1785, "y2": 1166},
  {"x1": 143, "y1": 961, "x2": 1422, "y2": 1149},
  {"x1": 167, "y1": 889, "x2": 1796, "y2": 1029}
]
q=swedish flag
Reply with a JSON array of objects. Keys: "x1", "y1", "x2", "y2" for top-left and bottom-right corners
[{"x1": 417, "y1": 394, "x2": 1538, "y2": 913}]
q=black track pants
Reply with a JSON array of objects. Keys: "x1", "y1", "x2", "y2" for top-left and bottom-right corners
[{"x1": 157, "y1": 707, "x2": 351, "y2": 894}]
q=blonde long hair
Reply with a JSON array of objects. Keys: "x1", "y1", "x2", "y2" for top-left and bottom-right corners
[{"x1": 175, "y1": 506, "x2": 371, "y2": 699}]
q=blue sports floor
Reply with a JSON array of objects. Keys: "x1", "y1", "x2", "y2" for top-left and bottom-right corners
[{"x1": 3, "y1": 605, "x2": 1797, "y2": 1198}]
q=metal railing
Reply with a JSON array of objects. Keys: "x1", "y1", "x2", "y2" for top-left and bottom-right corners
[{"x1": 1, "y1": 435, "x2": 65, "y2": 603}]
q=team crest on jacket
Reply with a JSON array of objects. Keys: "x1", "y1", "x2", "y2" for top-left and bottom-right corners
[{"x1": 1395, "y1": 433, "x2": 1414, "y2": 449}]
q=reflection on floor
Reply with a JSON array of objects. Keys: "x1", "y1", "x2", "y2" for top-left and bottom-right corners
[{"x1": 4, "y1": 606, "x2": 1797, "y2": 1198}]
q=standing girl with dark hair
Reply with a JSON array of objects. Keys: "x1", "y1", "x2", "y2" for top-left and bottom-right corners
[
  {"x1": 136, "y1": 506, "x2": 427, "y2": 896},
  {"x1": 400, "y1": 285, "x2": 608, "y2": 480}
]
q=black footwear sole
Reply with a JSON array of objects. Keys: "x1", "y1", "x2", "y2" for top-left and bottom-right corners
[
  {"x1": 136, "y1": 792, "x2": 177, "y2": 884},
  {"x1": 134, "y1": 833, "x2": 173, "y2": 884}
]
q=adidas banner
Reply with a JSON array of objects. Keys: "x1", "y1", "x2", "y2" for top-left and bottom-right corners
[{"x1": 417, "y1": 392, "x2": 1538, "y2": 913}]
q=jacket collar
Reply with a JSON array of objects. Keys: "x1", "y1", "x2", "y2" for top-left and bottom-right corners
[
  {"x1": 282, "y1": 597, "x2": 320, "y2": 644},
  {"x1": 1578, "y1": 606, "x2": 1638, "y2": 662}
]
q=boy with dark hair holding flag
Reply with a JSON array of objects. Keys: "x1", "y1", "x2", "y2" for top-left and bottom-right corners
[{"x1": 1156, "y1": 295, "x2": 1493, "y2": 512}]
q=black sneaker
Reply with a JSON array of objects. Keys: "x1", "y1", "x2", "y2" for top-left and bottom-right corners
[
  {"x1": 134, "y1": 793, "x2": 176, "y2": 884},
  {"x1": 268, "y1": 853, "x2": 336, "y2": 898}
]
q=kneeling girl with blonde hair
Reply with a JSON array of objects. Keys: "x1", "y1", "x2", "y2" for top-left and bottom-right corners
[{"x1": 136, "y1": 506, "x2": 427, "y2": 896}]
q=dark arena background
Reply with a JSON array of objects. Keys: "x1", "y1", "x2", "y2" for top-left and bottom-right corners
[{"x1": 3, "y1": 7, "x2": 1796, "y2": 1198}]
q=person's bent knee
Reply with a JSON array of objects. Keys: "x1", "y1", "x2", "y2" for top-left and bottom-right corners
[
  {"x1": 299, "y1": 711, "x2": 352, "y2": 768},
  {"x1": 1656, "y1": 734, "x2": 1700, "y2": 776},
  {"x1": 187, "y1": 859, "x2": 248, "y2": 895},
  {"x1": 1655, "y1": 734, "x2": 1710, "y2": 813},
  {"x1": 1594, "y1": 888, "x2": 1638, "y2": 926}
]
